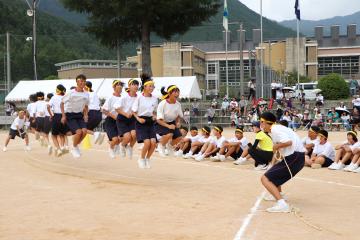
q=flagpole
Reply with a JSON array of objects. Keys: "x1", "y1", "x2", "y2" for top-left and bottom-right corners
[
  {"x1": 297, "y1": 18, "x2": 300, "y2": 86},
  {"x1": 226, "y1": 30, "x2": 229, "y2": 97},
  {"x1": 260, "y1": 0, "x2": 264, "y2": 98}
]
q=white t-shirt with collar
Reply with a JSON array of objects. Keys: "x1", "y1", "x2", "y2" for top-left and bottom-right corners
[
  {"x1": 157, "y1": 99, "x2": 183, "y2": 123},
  {"x1": 270, "y1": 124, "x2": 304, "y2": 157}
]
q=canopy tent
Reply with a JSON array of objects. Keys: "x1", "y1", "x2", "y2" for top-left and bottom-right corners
[{"x1": 5, "y1": 76, "x2": 202, "y2": 102}]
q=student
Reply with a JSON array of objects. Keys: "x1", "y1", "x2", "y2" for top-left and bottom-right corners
[
  {"x1": 156, "y1": 85, "x2": 184, "y2": 157},
  {"x1": 61, "y1": 74, "x2": 90, "y2": 158},
  {"x1": 132, "y1": 74, "x2": 158, "y2": 168},
  {"x1": 214, "y1": 126, "x2": 248, "y2": 162},
  {"x1": 84, "y1": 81, "x2": 105, "y2": 145},
  {"x1": 102, "y1": 80, "x2": 123, "y2": 158},
  {"x1": 47, "y1": 84, "x2": 69, "y2": 157},
  {"x1": 259, "y1": 112, "x2": 305, "y2": 213},
  {"x1": 195, "y1": 126, "x2": 226, "y2": 161},
  {"x1": 328, "y1": 131, "x2": 358, "y2": 170},
  {"x1": 175, "y1": 126, "x2": 201, "y2": 157},
  {"x1": 234, "y1": 121, "x2": 273, "y2": 171},
  {"x1": 302, "y1": 126, "x2": 320, "y2": 157},
  {"x1": 26, "y1": 94, "x2": 38, "y2": 137},
  {"x1": 3, "y1": 110, "x2": 30, "y2": 152},
  {"x1": 305, "y1": 130, "x2": 335, "y2": 169},
  {"x1": 115, "y1": 78, "x2": 139, "y2": 158},
  {"x1": 34, "y1": 91, "x2": 53, "y2": 154},
  {"x1": 184, "y1": 126, "x2": 211, "y2": 159}
]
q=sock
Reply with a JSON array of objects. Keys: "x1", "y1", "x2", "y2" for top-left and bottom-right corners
[
  {"x1": 189, "y1": 150, "x2": 193, "y2": 155},
  {"x1": 277, "y1": 199, "x2": 287, "y2": 206}
]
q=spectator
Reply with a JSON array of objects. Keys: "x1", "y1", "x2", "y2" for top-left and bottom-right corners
[
  {"x1": 183, "y1": 108, "x2": 190, "y2": 124},
  {"x1": 276, "y1": 107, "x2": 284, "y2": 121},
  {"x1": 315, "y1": 93, "x2": 324, "y2": 107},
  {"x1": 350, "y1": 108, "x2": 360, "y2": 130},
  {"x1": 281, "y1": 111, "x2": 292, "y2": 126},
  {"x1": 312, "y1": 109, "x2": 323, "y2": 127},
  {"x1": 338, "y1": 102, "x2": 347, "y2": 110},
  {"x1": 341, "y1": 112, "x2": 351, "y2": 131},
  {"x1": 229, "y1": 98, "x2": 238, "y2": 112},
  {"x1": 230, "y1": 111, "x2": 238, "y2": 127},
  {"x1": 238, "y1": 95, "x2": 248, "y2": 117},
  {"x1": 276, "y1": 88, "x2": 284, "y2": 105},
  {"x1": 221, "y1": 98, "x2": 229, "y2": 115},
  {"x1": 206, "y1": 106, "x2": 216, "y2": 124},
  {"x1": 352, "y1": 96, "x2": 360, "y2": 112},
  {"x1": 302, "y1": 110, "x2": 312, "y2": 129},
  {"x1": 191, "y1": 99, "x2": 200, "y2": 116},
  {"x1": 300, "y1": 89, "x2": 306, "y2": 108},
  {"x1": 349, "y1": 76, "x2": 359, "y2": 96},
  {"x1": 290, "y1": 110, "x2": 302, "y2": 131},
  {"x1": 247, "y1": 78, "x2": 256, "y2": 101},
  {"x1": 327, "y1": 107, "x2": 340, "y2": 131},
  {"x1": 211, "y1": 98, "x2": 218, "y2": 108}
]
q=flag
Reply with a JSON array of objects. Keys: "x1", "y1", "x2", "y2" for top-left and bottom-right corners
[
  {"x1": 223, "y1": 0, "x2": 228, "y2": 31},
  {"x1": 294, "y1": 0, "x2": 301, "y2": 20}
]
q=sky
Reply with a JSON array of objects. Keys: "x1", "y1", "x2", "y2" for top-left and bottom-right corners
[{"x1": 239, "y1": 0, "x2": 360, "y2": 21}]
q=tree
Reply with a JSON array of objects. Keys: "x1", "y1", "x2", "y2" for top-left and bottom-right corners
[
  {"x1": 285, "y1": 71, "x2": 312, "y2": 86},
  {"x1": 318, "y1": 73, "x2": 349, "y2": 100},
  {"x1": 61, "y1": 0, "x2": 221, "y2": 75}
]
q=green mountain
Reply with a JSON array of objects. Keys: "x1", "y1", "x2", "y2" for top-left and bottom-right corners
[
  {"x1": 280, "y1": 11, "x2": 360, "y2": 36},
  {"x1": 0, "y1": 0, "x2": 116, "y2": 83}
]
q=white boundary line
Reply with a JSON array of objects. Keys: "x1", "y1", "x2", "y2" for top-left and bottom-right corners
[{"x1": 233, "y1": 191, "x2": 266, "y2": 240}]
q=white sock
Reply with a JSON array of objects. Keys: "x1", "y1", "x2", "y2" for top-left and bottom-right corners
[
  {"x1": 188, "y1": 151, "x2": 193, "y2": 155},
  {"x1": 277, "y1": 199, "x2": 287, "y2": 206}
]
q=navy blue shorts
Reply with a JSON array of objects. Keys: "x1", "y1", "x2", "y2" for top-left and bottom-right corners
[
  {"x1": 35, "y1": 117, "x2": 45, "y2": 133},
  {"x1": 87, "y1": 110, "x2": 102, "y2": 131},
  {"x1": 231, "y1": 148, "x2": 244, "y2": 160},
  {"x1": 249, "y1": 148, "x2": 273, "y2": 166},
  {"x1": 43, "y1": 116, "x2": 52, "y2": 134},
  {"x1": 66, "y1": 112, "x2": 86, "y2": 134},
  {"x1": 323, "y1": 157, "x2": 333, "y2": 168},
  {"x1": 155, "y1": 121, "x2": 182, "y2": 139},
  {"x1": 9, "y1": 128, "x2": 26, "y2": 139},
  {"x1": 29, "y1": 117, "x2": 36, "y2": 129},
  {"x1": 104, "y1": 117, "x2": 119, "y2": 140},
  {"x1": 116, "y1": 115, "x2": 136, "y2": 136},
  {"x1": 135, "y1": 117, "x2": 156, "y2": 143},
  {"x1": 265, "y1": 151, "x2": 305, "y2": 187},
  {"x1": 52, "y1": 114, "x2": 68, "y2": 136}
]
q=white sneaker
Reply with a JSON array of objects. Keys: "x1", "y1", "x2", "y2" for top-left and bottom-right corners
[
  {"x1": 158, "y1": 145, "x2": 167, "y2": 157},
  {"x1": 144, "y1": 158, "x2": 151, "y2": 169},
  {"x1": 55, "y1": 149, "x2": 62, "y2": 157},
  {"x1": 264, "y1": 192, "x2": 287, "y2": 201},
  {"x1": 233, "y1": 157, "x2": 247, "y2": 165},
  {"x1": 175, "y1": 150, "x2": 183, "y2": 157},
  {"x1": 254, "y1": 164, "x2": 268, "y2": 171},
  {"x1": 71, "y1": 149, "x2": 81, "y2": 158},
  {"x1": 47, "y1": 145, "x2": 53, "y2": 155},
  {"x1": 119, "y1": 145, "x2": 126, "y2": 157},
  {"x1": 211, "y1": 154, "x2": 220, "y2": 161},
  {"x1": 137, "y1": 158, "x2": 146, "y2": 169},
  {"x1": 328, "y1": 162, "x2": 338, "y2": 170},
  {"x1": 93, "y1": 132, "x2": 101, "y2": 144},
  {"x1": 183, "y1": 152, "x2": 193, "y2": 159},
  {"x1": 166, "y1": 145, "x2": 174, "y2": 156},
  {"x1": 333, "y1": 162, "x2": 345, "y2": 170},
  {"x1": 219, "y1": 154, "x2": 226, "y2": 162},
  {"x1": 97, "y1": 133, "x2": 105, "y2": 145},
  {"x1": 191, "y1": 153, "x2": 201, "y2": 159},
  {"x1": 75, "y1": 146, "x2": 82, "y2": 156},
  {"x1": 266, "y1": 200, "x2": 290, "y2": 213},
  {"x1": 109, "y1": 148, "x2": 115, "y2": 159},
  {"x1": 352, "y1": 166, "x2": 360, "y2": 173},
  {"x1": 25, "y1": 145, "x2": 31, "y2": 151},
  {"x1": 3, "y1": 146, "x2": 7, "y2": 152},
  {"x1": 195, "y1": 154, "x2": 205, "y2": 162},
  {"x1": 126, "y1": 146, "x2": 133, "y2": 159},
  {"x1": 344, "y1": 163, "x2": 358, "y2": 172},
  {"x1": 114, "y1": 145, "x2": 120, "y2": 155}
]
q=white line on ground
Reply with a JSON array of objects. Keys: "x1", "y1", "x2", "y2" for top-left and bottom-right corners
[{"x1": 233, "y1": 191, "x2": 266, "y2": 240}]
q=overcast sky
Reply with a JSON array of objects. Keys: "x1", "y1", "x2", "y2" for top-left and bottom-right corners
[{"x1": 239, "y1": 0, "x2": 360, "y2": 21}]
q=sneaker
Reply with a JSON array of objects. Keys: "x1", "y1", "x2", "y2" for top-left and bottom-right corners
[
  {"x1": 264, "y1": 192, "x2": 287, "y2": 201},
  {"x1": 195, "y1": 154, "x2": 205, "y2": 162},
  {"x1": 211, "y1": 154, "x2": 220, "y2": 161},
  {"x1": 47, "y1": 145, "x2": 53, "y2": 155},
  {"x1": 109, "y1": 148, "x2": 115, "y2": 159},
  {"x1": 254, "y1": 164, "x2": 268, "y2": 171},
  {"x1": 137, "y1": 158, "x2": 146, "y2": 169},
  {"x1": 219, "y1": 154, "x2": 226, "y2": 162},
  {"x1": 266, "y1": 200, "x2": 290, "y2": 213},
  {"x1": 126, "y1": 146, "x2": 133, "y2": 159},
  {"x1": 114, "y1": 145, "x2": 120, "y2": 155},
  {"x1": 328, "y1": 162, "x2": 338, "y2": 170},
  {"x1": 191, "y1": 153, "x2": 201, "y2": 159},
  {"x1": 183, "y1": 152, "x2": 193, "y2": 159},
  {"x1": 333, "y1": 162, "x2": 345, "y2": 170},
  {"x1": 55, "y1": 149, "x2": 62, "y2": 157},
  {"x1": 175, "y1": 150, "x2": 183, "y2": 157},
  {"x1": 75, "y1": 146, "x2": 82, "y2": 156},
  {"x1": 233, "y1": 157, "x2": 247, "y2": 165},
  {"x1": 63, "y1": 146, "x2": 70, "y2": 154},
  {"x1": 71, "y1": 149, "x2": 81, "y2": 158},
  {"x1": 119, "y1": 145, "x2": 126, "y2": 157},
  {"x1": 344, "y1": 163, "x2": 358, "y2": 172},
  {"x1": 93, "y1": 132, "x2": 101, "y2": 144},
  {"x1": 144, "y1": 158, "x2": 151, "y2": 169},
  {"x1": 25, "y1": 145, "x2": 31, "y2": 151},
  {"x1": 352, "y1": 166, "x2": 360, "y2": 173},
  {"x1": 158, "y1": 145, "x2": 167, "y2": 157},
  {"x1": 97, "y1": 133, "x2": 105, "y2": 145},
  {"x1": 311, "y1": 163, "x2": 322, "y2": 169},
  {"x1": 166, "y1": 145, "x2": 174, "y2": 156},
  {"x1": 3, "y1": 146, "x2": 7, "y2": 152}
]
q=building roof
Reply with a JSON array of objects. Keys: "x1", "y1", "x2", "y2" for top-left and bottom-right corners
[{"x1": 313, "y1": 35, "x2": 360, "y2": 48}]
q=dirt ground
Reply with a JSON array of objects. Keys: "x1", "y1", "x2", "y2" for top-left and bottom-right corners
[{"x1": 0, "y1": 130, "x2": 359, "y2": 240}]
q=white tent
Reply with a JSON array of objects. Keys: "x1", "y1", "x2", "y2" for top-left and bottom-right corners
[{"x1": 5, "y1": 76, "x2": 202, "y2": 102}]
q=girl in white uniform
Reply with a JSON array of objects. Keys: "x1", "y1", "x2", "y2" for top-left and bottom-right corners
[
  {"x1": 102, "y1": 80, "x2": 123, "y2": 158},
  {"x1": 115, "y1": 78, "x2": 139, "y2": 158},
  {"x1": 26, "y1": 94, "x2": 37, "y2": 137},
  {"x1": 84, "y1": 81, "x2": 105, "y2": 145},
  {"x1": 156, "y1": 85, "x2": 183, "y2": 157},
  {"x1": 132, "y1": 74, "x2": 158, "y2": 168}
]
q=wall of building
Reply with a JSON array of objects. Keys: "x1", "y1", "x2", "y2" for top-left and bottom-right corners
[
  {"x1": 150, "y1": 47, "x2": 164, "y2": 77},
  {"x1": 285, "y1": 37, "x2": 306, "y2": 76},
  {"x1": 163, "y1": 42, "x2": 182, "y2": 76},
  {"x1": 58, "y1": 68, "x2": 137, "y2": 79}
]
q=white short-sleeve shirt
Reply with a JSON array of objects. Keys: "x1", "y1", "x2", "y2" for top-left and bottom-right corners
[
  {"x1": 114, "y1": 93, "x2": 138, "y2": 114},
  {"x1": 313, "y1": 141, "x2": 335, "y2": 160},
  {"x1": 88, "y1": 92, "x2": 101, "y2": 111},
  {"x1": 157, "y1": 100, "x2": 183, "y2": 123},
  {"x1": 132, "y1": 94, "x2": 158, "y2": 117},
  {"x1": 34, "y1": 100, "x2": 49, "y2": 117},
  {"x1": 48, "y1": 95, "x2": 63, "y2": 114},
  {"x1": 102, "y1": 95, "x2": 121, "y2": 116},
  {"x1": 229, "y1": 137, "x2": 249, "y2": 150},
  {"x1": 10, "y1": 117, "x2": 25, "y2": 130},
  {"x1": 62, "y1": 90, "x2": 89, "y2": 113},
  {"x1": 270, "y1": 124, "x2": 304, "y2": 157}
]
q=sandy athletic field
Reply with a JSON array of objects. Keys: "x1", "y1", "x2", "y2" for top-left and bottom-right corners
[{"x1": 0, "y1": 130, "x2": 359, "y2": 240}]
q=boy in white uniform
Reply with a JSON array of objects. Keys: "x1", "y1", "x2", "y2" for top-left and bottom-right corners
[
  {"x1": 305, "y1": 130, "x2": 335, "y2": 168},
  {"x1": 3, "y1": 110, "x2": 30, "y2": 151},
  {"x1": 195, "y1": 126, "x2": 226, "y2": 161}
]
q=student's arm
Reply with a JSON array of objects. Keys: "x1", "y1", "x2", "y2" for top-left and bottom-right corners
[
  {"x1": 273, "y1": 141, "x2": 292, "y2": 151},
  {"x1": 60, "y1": 102, "x2": 66, "y2": 124},
  {"x1": 252, "y1": 139, "x2": 260, "y2": 149},
  {"x1": 83, "y1": 105, "x2": 89, "y2": 122},
  {"x1": 47, "y1": 104, "x2": 53, "y2": 118},
  {"x1": 157, "y1": 119, "x2": 175, "y2": 129}
]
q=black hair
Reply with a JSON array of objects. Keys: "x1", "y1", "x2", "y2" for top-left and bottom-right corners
[
  {"x1": 260, "y1": 112, "x2": 277, "y2": 124},
  {"x1": 214, "y1": 125, "x2": 223, "y2": 133},
  {"x1": 236, "y1": 126, "x2": 244, "y2": 132},
  {"x1": 279, "y1": 120, "x2": 289, "y2": 127},
  {"x1": 140, "y1": 73, "x2": 153, "y2": 92},
  {"x1": 319, "y1": 129, "x2": 328, "y2": 139},
  {"x1": 36, "y1": 91, "x2": 45, "y2": 100},
  {"x1": 56, "y1": 84, "x2": 66, "y2": 96},
  {"x1": 47, "y1": 93, "x2": 53, "y2": 100},
  {"x1": 202, "y1": 126, "x2": 211, "y2": 135},
  {"x1": 180, "y1": 126, "x2": 188, "y2": 132},
  {"x1": 347, "y1": 131, "x2": 358, "y2": 142},
  {"x1": 161, "y1": 85, "x2": 179, "y2": 99},
  {"x1": 29, "y1": 94, "x2": 36, "y2": 102},
  {"x1": 190, "y1": 126, "x2": 198, "y2": 131},
  {"x1": 76, "y1": 74, "x2": 86, "y2": 81},
  {"x1": 85, "y1": 81, "x2": 93, "y2": 92},
  {"x1": 70, "y1": 86, "x2": 76, "y2": 90},
  {"x1": 310, "y1": 126, "x2": 320, "y2": 133}
]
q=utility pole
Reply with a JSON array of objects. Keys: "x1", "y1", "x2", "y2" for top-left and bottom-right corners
[
  {"x1": 239, "y1": 23, "x2": 244, "y2": 96},
  {"x1": 6, "y1": 32, "x2": 11, "y2": 93},
  {"x1": 32, "y1": 0, "x2": 38, "y2": 80},
  {"x1": 117, "y1": 40, "x2": 121, "y2": 78}
]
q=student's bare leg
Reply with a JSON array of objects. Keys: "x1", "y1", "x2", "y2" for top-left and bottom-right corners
[
  {"x1": 4, "y1": 135, "x2": 11, "y2": 147},
  {"x1": 146, "y1": 139, "x2": 157, "y2": 159},
  {"x1": 130, "y1": 130, "x2": 136, "y2": 147},
  {"x1": 261, "y1": 175, "x2": 282, "y2": 200},
  {"x1": 141, "y1": 139, "x2": 150, "y2": 159}
]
